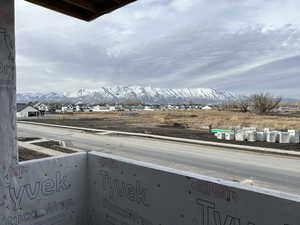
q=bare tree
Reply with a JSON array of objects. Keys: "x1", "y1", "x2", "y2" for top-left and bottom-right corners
[
  {"x1": 220, "y1": 100, "x2": 238, "y2": 111},
  {"x1": 221, "y1": 96, "x2": 250, "y2": 112},
  {"x1": 236, "y1": 96, "x2": 250, "y2": 113},
  {"x1": 249, "y1": 93, "x2": 281, "y2": 114}
]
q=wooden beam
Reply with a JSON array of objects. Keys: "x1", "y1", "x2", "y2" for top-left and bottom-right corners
[
  {"x1": 25, "y1": 0, "x2": 137, "y2": 21},
  {"x1": 89, "y1": 0, "x2": 136, "y2": 21},
  {"x1": 62, "y1": 0, "x2": 98, "y2": 13},
  {"x1": 25, "y1": 0, "x2": 94, "y2": 21}
]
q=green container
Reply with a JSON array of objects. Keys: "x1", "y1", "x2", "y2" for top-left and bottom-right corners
[{"x1": 211, "y1": 129, "x2": 233, "y2": 133}]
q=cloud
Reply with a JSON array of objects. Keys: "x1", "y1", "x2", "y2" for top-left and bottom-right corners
[{"x1": 15, "y1": 0, "x2": 300, "y2": 98}]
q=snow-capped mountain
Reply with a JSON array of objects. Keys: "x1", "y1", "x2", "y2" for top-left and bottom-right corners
[{"x1": 17, "y1": 86, "x2": 235, "y2": 104}]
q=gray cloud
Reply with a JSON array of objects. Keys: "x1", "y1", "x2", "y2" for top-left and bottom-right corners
[{"x1": 16, "y1": 0, "x2": 300, "y2": 98}]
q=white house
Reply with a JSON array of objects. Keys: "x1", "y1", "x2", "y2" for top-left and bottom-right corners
[
  {"x1": 144, "y1": 106, "x2": 155, "y2": 111},
  {"x1": 167, "y1": 104, "x2": 177, "y2": 110},
  {"x1": 202, "y1": 105, "x2": 213, "y2": 110},
  {"x1": 75, "y1": 105, "x2": 81, "y2": 112},
  {"x1": 61, "y1": 104, "x2": 74, "y2": 113},
  {"x1": 34, "y1": 102, "x2": 49, "y2": 112},
  {"x1": 92, "y1": 105, "x2": 110, "y2": 112},
  {"x1": 109, "y1": 106, "x2": 116, "y2": 111},
  {"x1": 17, "y1": 104, "x2": 40, "y2": 118}
]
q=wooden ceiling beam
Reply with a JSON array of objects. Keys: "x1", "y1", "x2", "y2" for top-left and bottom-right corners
[
  {"x1": 62, "y1": 0, "x2": 98, "y2": 13},
  {"x1": 24, "y1": 0, "x2": 137, "y2": 21},
  {"x1": 89, "y1": 0, "x2": 136, "y2": 21},
  {"x1": 25, "y1": 0, "x2": 94, "y2": 21}
]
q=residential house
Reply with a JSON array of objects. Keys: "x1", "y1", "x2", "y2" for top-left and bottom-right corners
[
  {"x1": 144, "y1": 105, "x2": 155, "y2": 111},
  {"x1": 34, "y1": 102, "x2": 49, "y2": 112},
  {"x1": 61, "y1": 104, "x2": 74, "y2": 113},
  {"x1": 17, "y1": 104, "x2": 40, "y2": 118},
  {"x1": 202, "y1": 105, "x2": 213, "y2": 110},
  {"x1": 34, "y1": 102, "x2": 49, "y2": 116},
  {"x1": 92, "y1": 105, "x2": 110, "y2": 112}
]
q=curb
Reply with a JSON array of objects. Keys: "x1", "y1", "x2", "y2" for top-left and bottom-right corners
[{"x1": 18, "y1": 121, "x2": 300, "y2": 158}]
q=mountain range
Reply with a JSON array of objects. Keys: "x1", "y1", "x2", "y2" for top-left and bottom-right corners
[{"x1": 17, "y1": 86, "x2": 235, "y2": 104}]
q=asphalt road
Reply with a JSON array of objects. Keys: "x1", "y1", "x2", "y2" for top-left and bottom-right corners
[{"x1": 17, "y1": 123, "x2": 300, "y2": 195}]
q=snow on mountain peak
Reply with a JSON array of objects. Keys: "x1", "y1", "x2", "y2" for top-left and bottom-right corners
[{"x1": 17, "y1": 86, "x2": 234, "y2": 104}]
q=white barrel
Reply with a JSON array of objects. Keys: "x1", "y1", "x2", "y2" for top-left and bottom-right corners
[
  {"x1": 266, "y1": 132, "x2": 279, "y2": 143},
  {"x1": 279, "y1": 132, "x2": 291, "y2": 144},
  {"x1": 247, "y1": 131, "x2": 257, "y2": 142},
  {"x1": 216, "y1": 132, "x2": 225, "y2": 140},
  {"x1": 288, "y1": 130, "x2": 300, "y2": 144},
  {"x1": 235, "y1": 132, "x2": 245, "y2": 141},
  {"x1": 256, "y1": 132, "x2": 266, "y2": 142},
  {"x1": 225, "y1": 133, "x2": 235, "y2": 141}
]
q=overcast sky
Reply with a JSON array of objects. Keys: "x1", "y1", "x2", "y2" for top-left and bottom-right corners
[{"x1": 16, "y1": 0, "x2": 300, "y2": 98}]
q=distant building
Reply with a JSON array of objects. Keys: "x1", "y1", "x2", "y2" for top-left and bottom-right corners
[
  {"x1": 130, "y1": 104, "x2": 145, "y2": 111},
  {"x1": 144, "y1": 105, "x2": 155, "y2": 111},
  {"x1": 17, "y1": 104, "x2": 40, "y2": 118},
  {"x1": 61, "y1": 104, "x2": 74, "y2": 113},
  {"x1": 34, "y1": 102, "x2": 49, "y2": 112},
  {"x1": 277, "y1": 106, "x2": 299, "y2": 112},
  {"x1": 34, "y1": 102, "x2": 49, "y2": 116},
  {"x1": 166, "y1": 104, "x2": 178, "y2": 110},
  {"x1": 92, "y1": 105, "x2": 110, "y2": 112},
  {"x1": 202, "y1": 105, "x2": 213, "y2": 110}
]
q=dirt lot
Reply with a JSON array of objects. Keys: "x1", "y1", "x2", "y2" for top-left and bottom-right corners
[
  {"x1": 38, "y1": 110, "x2": 300, "y2": 130},
  {"x1": 26, "y1": 110, "x2": 300, "y2": 152},
  {"x1": 33, "y1": 140, "x2": 76, "y2": 153},
  {"x1": 19, "y1": 147, "x2": 49, "y2": 161},
  {"x1": 18, "y1": 138, "x2": 76, "y2": 161}
]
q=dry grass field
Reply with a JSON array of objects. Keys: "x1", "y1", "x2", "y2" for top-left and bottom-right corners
[
  {"x1": 28, "y1": 110, "x2": 300, "y2": 151},
  {"x1": 49, "y1": 110, "x2": 300, "y2": 130}
]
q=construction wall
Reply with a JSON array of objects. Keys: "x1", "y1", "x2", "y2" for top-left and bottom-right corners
[
  {"x1": 0, "y1": 153, "x2": 88, "y2": 225},
  {"x1": 88, "y1": 152, "x2": 300, "y2": 225},
  {"x1": 2, "y1": 150, "x2": 300, "y2": 225},
  {"x1": 1, "y1": 2, "x2": 87, "y2": 223},
  {"x1": 0, "y1": 0, "x2": 18, "y2": 219},
  {"x1": 0, "y1": 0, "x2": 17, "y2": 173}
]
